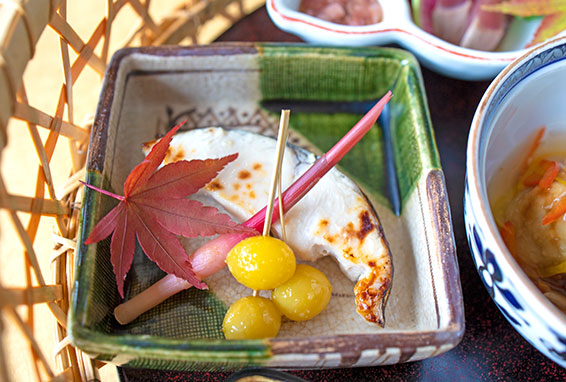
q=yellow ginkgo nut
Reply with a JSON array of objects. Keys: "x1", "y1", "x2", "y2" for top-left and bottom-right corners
[
  {"x1": 226, "y1": 236, "x2": 296, "y2": 290},
  {"x1": 272, "y1": 264, "x2": 332, "y2": 321},
  {"x1": 222, "y1": 296, "x2": 281, "y2": 339}
]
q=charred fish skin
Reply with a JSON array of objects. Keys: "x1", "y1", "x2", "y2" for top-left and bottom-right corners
[
  {"x1": 353, "y1": 210, "x2": 393, "y2": 327},
  {"x1": 289, "y1": 146, "x2": 393, "y2": 327},
  {"x1": 146, "y1": 127, "x2": 393, "y2": 326}
]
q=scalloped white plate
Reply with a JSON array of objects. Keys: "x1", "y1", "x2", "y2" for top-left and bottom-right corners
[{"x1": 267, "y1": 0, "x2": 565, "y2": 80}]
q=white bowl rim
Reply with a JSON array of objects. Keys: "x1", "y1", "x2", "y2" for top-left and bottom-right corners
[
  {"x1": 467, "y1": 35, "x2": 566, "y2": 329},
  {"x1": 267, "y1": 0, "x2": 543, "y2": 63}
]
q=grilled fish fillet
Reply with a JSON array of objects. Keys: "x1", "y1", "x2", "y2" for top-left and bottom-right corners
[{"x1": 144, "y1": 127, "x2": 393, "y2": 326}]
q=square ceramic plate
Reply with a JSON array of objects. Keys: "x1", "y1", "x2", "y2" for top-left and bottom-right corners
[{"x1": 70, "y1": 43, "x2": 463, "y2": 371}]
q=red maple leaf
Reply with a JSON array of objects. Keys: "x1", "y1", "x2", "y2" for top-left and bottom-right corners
[{"x1": 82, "y1": 123, "x2": 254, "y2": 297}]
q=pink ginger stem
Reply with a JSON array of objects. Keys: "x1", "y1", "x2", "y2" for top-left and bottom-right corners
[
  {"x1": 432, "y1": 0, "x2": 473, "y2": 44},
  {"x1": 114, "y1": 274, "x2": 188, "y2": 325},
  {"x1": 418, "y1": 0, "x2": 437, "y2": 34},
  {"x1": 245, "y1": 90, "x2": 392, "y2": 231},
  {"x1": 459, "y1": 0, "x2": 508, "y2": 51},
  {"x1": 113, "y1": 91, "x2": 392, "y2": 325}
]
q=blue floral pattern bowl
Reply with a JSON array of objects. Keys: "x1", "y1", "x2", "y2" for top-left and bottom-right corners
[{"x1": 465, "y1": 36, "x2": 566, "y2": 367}]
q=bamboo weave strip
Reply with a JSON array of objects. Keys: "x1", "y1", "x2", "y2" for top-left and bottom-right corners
[{"x1": 0, "y1": 0, "x2": 263, "y2": 380}]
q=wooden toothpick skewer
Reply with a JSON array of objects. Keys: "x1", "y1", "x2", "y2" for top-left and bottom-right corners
[
  {"x1": 253, "y1": 109, "x2": 290, "y2": 297},
  {"x1": 262, "y1": 109, "x2": 290, "y2": 237},
  {"x1": 278, "y1": 160, "x2": 287, "y2": 242}
]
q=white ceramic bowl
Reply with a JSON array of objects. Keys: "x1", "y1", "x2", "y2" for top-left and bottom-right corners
[
  {"x1": 465, "y1": 36, "x2": 566, "y2": 367},
  {"x1": 267, "y1": 0, "x2": 564, "y2": 80}
]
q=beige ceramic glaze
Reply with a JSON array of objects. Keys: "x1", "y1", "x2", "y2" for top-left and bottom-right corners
[{"x1": 70, "y1": 43, "x2": 463, "y2": 371}]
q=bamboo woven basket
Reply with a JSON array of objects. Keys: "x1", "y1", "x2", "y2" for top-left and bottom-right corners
[{"x1": 0, "y1": 1, "x2": 264, "y2": 380}]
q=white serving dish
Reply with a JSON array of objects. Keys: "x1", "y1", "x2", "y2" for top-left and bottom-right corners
[
  {"x1": 267, "y1": 0, "x2": 564, "y2": 80},
  {"x1": 465, "y1": 36, "x2": 566, "y2": 367}
]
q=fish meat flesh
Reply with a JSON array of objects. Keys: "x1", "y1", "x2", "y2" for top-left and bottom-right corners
[{"x1": 144, "y1": 127, "x2": 393, "y2": 326}]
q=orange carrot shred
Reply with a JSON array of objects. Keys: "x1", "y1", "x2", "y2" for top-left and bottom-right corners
[
  {"x1": 538, "y1": 161, "x2": 560, "y2": 189},
  {"x1": 542, "y1": 196, "x2": 566, "y2": 226},
  {"x1": 522, "y1": 159, "x2": 551, "y2": 187},
  {"x1": 520, "y1": 126, "x2": 546, "y2": 175},
  {"x1": 522, "y1": 159, "x2": 554, "y2": 187},
  {"x1": 499, "y1": 221, "x2": 517, "y2": 255}
]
